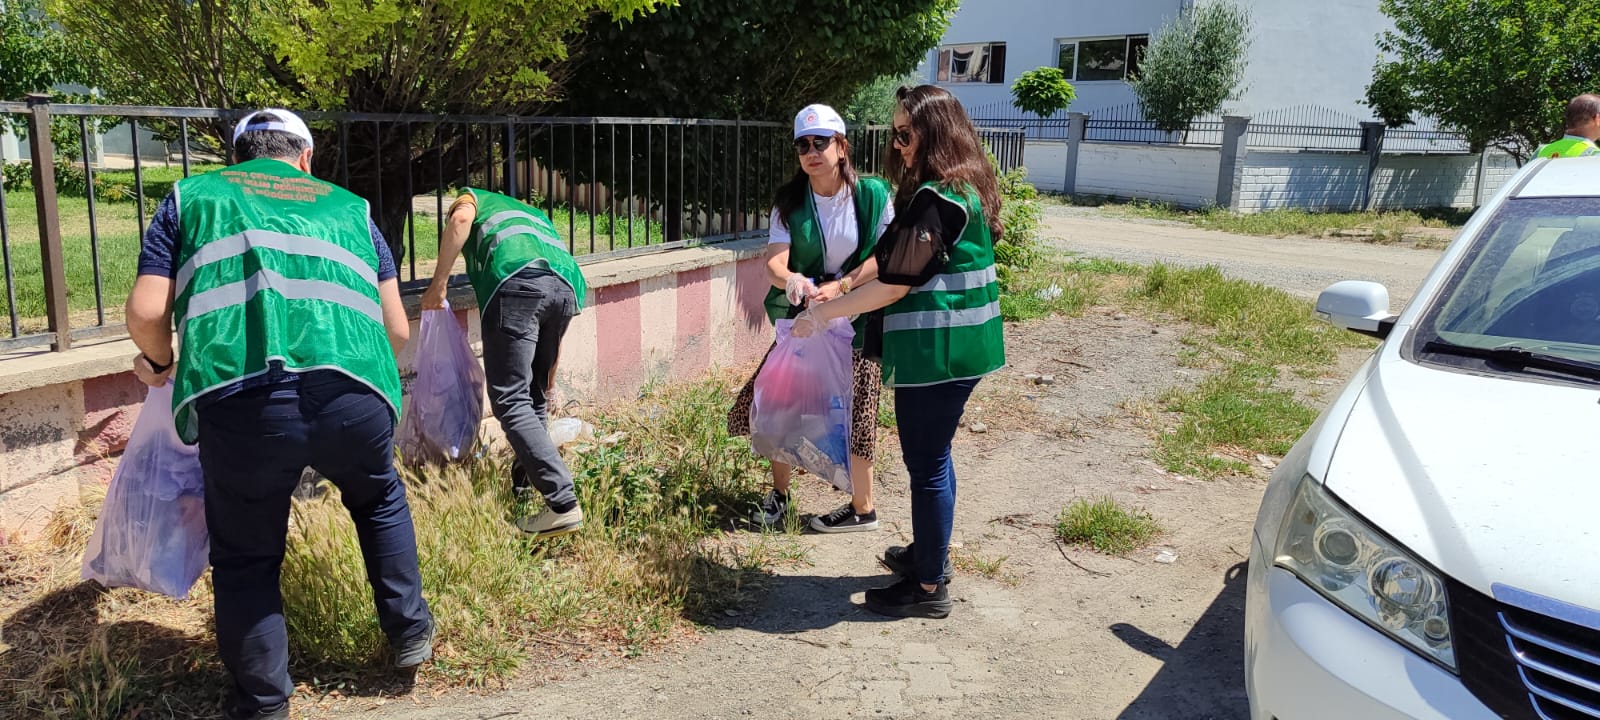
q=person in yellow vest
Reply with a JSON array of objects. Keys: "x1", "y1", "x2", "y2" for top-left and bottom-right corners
[
  {"x1": 125, "y1": 110, "x2": 432, "y2": 720},
  {"x1": 727, "y1": 103, "x2": 895, "y2": 533},
  {"x1": 1537, "y1": 94, "x2": 1600, "y2": 158},
  {"x1": 420, "y1": 188, "x2": 588, "y2": 539},
  {"x1": 790, "y1": 85, "x2": 1006, "y2": 619}
]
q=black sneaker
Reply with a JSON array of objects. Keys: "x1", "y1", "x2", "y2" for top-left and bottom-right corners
[
  {"x1": 225, "y1": 703, "x2": 289, "y2": 720},
  {"x1": 864, "y1": 577, "x2": 952, "y2": 619},
  {"x1": 391, "y1": 616, "x2": 435, "y2": 669},
  {"x1": 809, "y1": 503, "x2": 879, "y2": 533},
  {"x1": 881, "y1": 543, "x2": 955, "y2": 585},
  {"x1": 751, "y1": 489, "x2": 791, "y2": 528}
]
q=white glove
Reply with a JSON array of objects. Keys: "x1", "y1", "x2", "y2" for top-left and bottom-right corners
[
  {"x1": 785, "y1": 273, "x2": 817, "y2": 306},
  {"x1": 791, "y1": 307, "x2": 823, "y2": 338}
]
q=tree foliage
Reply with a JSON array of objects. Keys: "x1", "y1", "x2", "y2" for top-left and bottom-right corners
[
  {"x1": 1367, "y1": 0, "x2": 1600, "y2": 161},
  {"x1": 1010, "y1": 67, "x2": 1075, "y2": 119},
  {"x1": 559, "y1": 0, "x2": 960, "y2": 120},
  {"x1": 1, "y1": 0, "x2": 95, "y2": 100},
  {"x1": 842, "y1": 73, "x2": 915, "y2": 128},
  {"x1": 1128, "y1": 1, "x2": 1251, "y2": 133},
  {"x1": 52, "y1": 0, "x2": 669, "y2": 257}
]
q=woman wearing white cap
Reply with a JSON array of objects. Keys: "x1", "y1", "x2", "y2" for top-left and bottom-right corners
[{"x1": 728, "y1": 103, "x2": 894, "y2": 533}]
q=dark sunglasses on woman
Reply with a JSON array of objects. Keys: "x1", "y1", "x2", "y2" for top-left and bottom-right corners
[
  {"x1": 893, "y1": 129, "x2": 913, "y2": 148},
  {"x1": 793, "y1": 135, "x2": 834, "y2": 155}
]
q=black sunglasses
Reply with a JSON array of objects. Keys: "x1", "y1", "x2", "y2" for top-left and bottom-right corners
[
  {"x1": 793, "y1": 135, "x2": 835, "y2": 155},
  {"x1": 893, "y1": 129, "x2": 914, "y2": 148}
]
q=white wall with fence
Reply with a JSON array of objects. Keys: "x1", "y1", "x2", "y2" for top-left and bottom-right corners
[{"x1": 1019, "y1": 111, "x2": 1518, "y2": 213}]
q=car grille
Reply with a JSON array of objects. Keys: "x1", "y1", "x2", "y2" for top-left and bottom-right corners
[{"x1": 1453, "y1": 579, "x2": 1600, "y2": 719}]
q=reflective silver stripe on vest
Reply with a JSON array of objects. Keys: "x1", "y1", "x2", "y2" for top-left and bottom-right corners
[
  {"x1": 178, "y1": 268, "x2": 385, "y2": 337},
  {"x1": 882, "y1": 300, "x2": 1001, "y2": 332},
  {"x1": 912, "y1": 265, "x2": 998, "y2": 294},
  {"x1": 174, "y1": 229, "x2": 378, "y2": 298},
  {"x1": 480, "y1": 210, "x2": 551, "y2": 232},
  {"x1": 483, "y1": 224, "x2": 566, "y2": 259}
]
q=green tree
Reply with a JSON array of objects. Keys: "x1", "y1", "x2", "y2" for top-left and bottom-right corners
[
  {"x1": 842, "y1": 73, "x2": 914, "y2": 128},
  {"x1": 1, "y1": 0, "x2": 96, "y2": 101},
  {"x1": 53, "y1": 0, "x2": 669, "y2": 256},
  {"x1": 559, "y1": 0, "x2": 960, "y2": 120},
  {"x1": 1366, "y1": 0, "x2": 1600, "y2": 161},
  {"x1": 1128, "y1": 0, "x2": 1251, "y2": 134},
  {"x1": 1010, "y1": 67, "x2": 1076, "y2": 119}
]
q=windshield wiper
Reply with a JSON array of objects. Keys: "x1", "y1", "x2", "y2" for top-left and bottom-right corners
[{"x1": 1421, "y1": 339, "x2": 1600, "y2": 382}]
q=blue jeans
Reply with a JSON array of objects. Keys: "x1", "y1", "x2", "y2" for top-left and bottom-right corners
[
  {"x1": 893, "y1": 378, "x2": 979, "y2": 586},
  {"x1": 196, "y1": 370, "x2": 431, "y2": 714}
]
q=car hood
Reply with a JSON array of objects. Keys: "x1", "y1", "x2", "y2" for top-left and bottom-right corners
[{"x1": 1324, "y1": 354, "x2": 1600, "y2": 608}]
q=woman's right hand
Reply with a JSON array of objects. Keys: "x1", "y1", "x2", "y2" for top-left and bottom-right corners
[{"x1": 785, "y1": 273, "x2": 817, "y2": 306}]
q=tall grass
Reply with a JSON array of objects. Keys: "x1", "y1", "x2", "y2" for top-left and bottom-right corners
[
  {"x1": 279, "y1": 375, "x2": 770, "y2": 687},
  {"x1": 2, "y1": 374, "x2": 777, "y2": 718}
]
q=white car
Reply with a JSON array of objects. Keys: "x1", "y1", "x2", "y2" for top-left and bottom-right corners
[{"x1": 1245, "y1": 157, "x2": 1600, "y2": 720}]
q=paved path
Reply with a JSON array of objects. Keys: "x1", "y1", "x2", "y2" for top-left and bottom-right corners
[{"x1": 1041, "y1": 206, "x2": 1449, "y2": 307}]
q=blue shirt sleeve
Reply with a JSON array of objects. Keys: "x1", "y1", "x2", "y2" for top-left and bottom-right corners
[
  {"x1": 136, "y1": 193, "x2": 398, "y2": 282},
  {"x1": 137, "y1": 194, "x2": 181, "y2": 279},
  {"x1": 370, "y1": 219, "x2": 398, "y2": 282}
]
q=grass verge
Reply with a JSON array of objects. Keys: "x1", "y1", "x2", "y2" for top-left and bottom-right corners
[
  {"x1": 1055, "y1": 498, "x2": 1161, "y2": 555},
  {"x1": 1049, "y1": 194, "x2": 1470, "y2": 247},
  {"x1": 0, "y1": 372, "x2": 785, "y2": 718}
]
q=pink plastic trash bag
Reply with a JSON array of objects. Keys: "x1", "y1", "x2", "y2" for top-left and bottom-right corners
[
  {"x1": 397, "y1": 301, "x2": 486, "y2": 464},
  {"x1": 749, "y1": 317, "x2": 855, "y2": 493},
  {"x1": 81, "y1": 382, "x2": 209, "y2": 599}
]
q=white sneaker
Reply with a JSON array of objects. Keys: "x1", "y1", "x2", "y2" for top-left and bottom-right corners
[{"x1": 516, "y1": 506, "x2": 584, "y2": 539}]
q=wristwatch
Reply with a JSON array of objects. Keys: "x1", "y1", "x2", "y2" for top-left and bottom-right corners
[{"x1": 142, "y1": 353, "x2": 174, "y2": 373}]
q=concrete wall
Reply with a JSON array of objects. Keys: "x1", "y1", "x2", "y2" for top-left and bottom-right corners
[
  {"x1": 1023, "y1": 141, "x2": 1071, "y2": 192},
  {"x1": 0, "y1": 240, "x2": 775, "y2": 541},
  {"x1": 1223, "y1": 0, "x2": 1392, "y2": 120},
  {"x1": 1077, "y1": 143, "x2": 1221, "y2": 208},
  {"x1": 1237, "y1": 150, "x2": 1518, "y2": 213}
]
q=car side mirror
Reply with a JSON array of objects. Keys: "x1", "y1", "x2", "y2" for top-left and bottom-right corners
[{"x1": 1315, "y1": 281, "x2": 1397, "y2": 340}]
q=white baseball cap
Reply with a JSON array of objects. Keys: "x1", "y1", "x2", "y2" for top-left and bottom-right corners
[
  {"x1": 232, "y1": 108, "x2": 315, "y2": 150},
  {"x1": 794, "y1": 104, "x2": 847, "y2": 139}
]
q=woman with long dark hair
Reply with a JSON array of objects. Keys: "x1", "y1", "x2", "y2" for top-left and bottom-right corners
[
  {"x1": 728, "y1": 104, "x2": 895, "y2": 533},
  {"x1": 790, "y1": 86, "x2": 1005, "y2": 618}
]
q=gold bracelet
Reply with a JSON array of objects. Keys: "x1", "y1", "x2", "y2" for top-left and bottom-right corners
[{"x1": 840, "y1": 276, "x2": 853, "y2": 294}]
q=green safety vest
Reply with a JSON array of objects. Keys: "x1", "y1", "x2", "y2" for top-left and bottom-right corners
[
  {"x1": 170, "y1": 158, "x2": 401, "y2": 443},
  {"x1": 880, "y1": 183, "x2": 1006, "y2": 387},
  {"x1": 763, "y1": 176, "x2": 892, "y2": 348},
  {"x1": 1537, "y1": 136, "x2": 1599, "y2": 159},
  {"x1": 463, "y1": 188, "x2": 588, "y2": 312}
]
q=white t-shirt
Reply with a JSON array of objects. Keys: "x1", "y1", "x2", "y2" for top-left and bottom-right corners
[{"x1": 768, "y1": 187, "x2": 895, "y2": 276}]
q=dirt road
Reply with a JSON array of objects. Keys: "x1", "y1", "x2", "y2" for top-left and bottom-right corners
[
  {"x1": 348, "y1": 210, "x2": 1445, "y2": 720},
  {"x1": 1043, "y1": 206, "x2": 1448, "y2": 307}
]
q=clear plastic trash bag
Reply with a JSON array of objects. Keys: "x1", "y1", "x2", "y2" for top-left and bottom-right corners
[
  {"x1": 749, "y1": 317, "x2": 855, "y2": 493},
  {"x1": 81, "y1": 382, "x2": 209, "y2": 599},
  {"x1": 397, "y1": 301, "x2": 486, "y2": 464}
]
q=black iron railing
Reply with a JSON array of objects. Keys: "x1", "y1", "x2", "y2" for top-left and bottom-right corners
[{"x1": 0, "y1": 99, "x2": 1029, "y2": 353}]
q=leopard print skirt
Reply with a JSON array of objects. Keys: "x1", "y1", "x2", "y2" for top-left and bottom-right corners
[{"x1": 727, "y1": 345, "x2": 880, "y2": 461}]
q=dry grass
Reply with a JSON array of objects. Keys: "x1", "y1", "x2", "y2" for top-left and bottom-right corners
[{"x1": 0, "y1": 372, "x2": 782, "y2": 719}]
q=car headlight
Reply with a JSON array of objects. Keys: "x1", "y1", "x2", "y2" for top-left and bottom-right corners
[{"x1": 1274, "y1": 475, "x2": 1455, "y2": 669}]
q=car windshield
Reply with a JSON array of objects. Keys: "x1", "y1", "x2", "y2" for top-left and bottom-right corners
[{"x1": 1411, "y1": 197, "x2": 1600, "y2": 380}]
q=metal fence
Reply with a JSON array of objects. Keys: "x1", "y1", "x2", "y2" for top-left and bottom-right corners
[
  {"x1": 850, "y1": 125, "x2": 1026, "y2": 175},
  {"x1": 0, "y1": 98, "x2": 1027, "y2": 354},
  {"x1": 968, "y1": 100, "x2": 1472, "y2": 154}
]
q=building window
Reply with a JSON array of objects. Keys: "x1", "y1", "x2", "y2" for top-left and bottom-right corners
[
  {"x1": 936, "y1": 42, "x2": 1007, "y2": 84},
  {"x1": 1055, "y1": 35, "x2": 1149, "y2": 82}
]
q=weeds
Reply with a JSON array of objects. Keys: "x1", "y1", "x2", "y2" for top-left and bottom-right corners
[
  {"x1": 1000, "y1": 258, "x2": 1106, "y2": 321},
  {"x1": 1154, "y1": 365, "x2": 1319, "y2": 477},
  {"x1": 1055, "y1": 498, "x2": 1161, "y2": 555},
  {"x1": 2, "y1": 373, "x2": 775, "y2": 718}
]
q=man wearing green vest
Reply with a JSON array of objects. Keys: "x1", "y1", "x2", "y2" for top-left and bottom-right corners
[
  {"x1": 420, "y1": 188, "x2": 588, "y2": 538},
  {"x1": 125, "y1": 110, "x2": 432, "y2": 720},
  {"x1": 1537, "y1": 94, "x2": 1600, "y2": 159}
]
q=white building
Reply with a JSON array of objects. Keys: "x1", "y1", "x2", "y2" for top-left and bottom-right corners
[{"x1": 926, "y1": 0, "x2": 1394, "y2": 124}]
